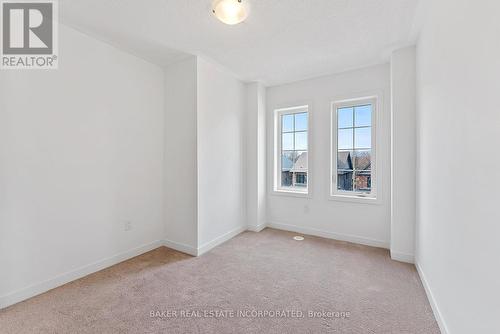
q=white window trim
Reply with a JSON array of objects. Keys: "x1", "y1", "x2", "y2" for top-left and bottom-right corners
[
  {"x1": 330, "y1": 96, "x2": 379, "y2": 204},
  {"x1": 272, "y1": 105, "x2": 311, "y2": 197}
]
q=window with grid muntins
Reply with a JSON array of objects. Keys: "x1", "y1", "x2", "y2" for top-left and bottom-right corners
[
  {"x1": 335, "y1": 102, "x2": 373, "y2": 195},
  {"x1": 275, "y1": 106, "x2": 309, "y2": 194}
]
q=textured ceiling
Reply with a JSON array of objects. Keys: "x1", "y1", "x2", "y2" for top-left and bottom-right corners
[{"x1": 60, "y1": 0, "x2": 419, "y2": 86}]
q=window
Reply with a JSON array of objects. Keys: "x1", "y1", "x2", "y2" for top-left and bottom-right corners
[
  {"x1": 274, "y1": 106, "x2": 309, "y2": 194},
  {"x1": 331, "y1": 98, "x2": 376, "y2": 199}
]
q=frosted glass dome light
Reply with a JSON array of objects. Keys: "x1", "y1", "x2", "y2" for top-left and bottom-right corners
[{"x1": 212, "y1": 0, "x2": 249, "y2": 25}]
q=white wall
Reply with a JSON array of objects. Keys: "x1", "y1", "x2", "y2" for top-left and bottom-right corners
[
  {"x1": 0, "y1": 25, "x2": 165, "y2": 306},
  {"x1": 246, "y1": 82, "x2": 267, "y2": 231},
  {"x1": 390, "y1": 46, "x2": 416, "y2": 263},
  {"x1": 266, "y1": 65, "x2": 391, "y2": 247},
  {"x1": 197, "y1": 58, "x2": 247, "y2": 248},
  {"x1": 415, "y1": 0, "x2": 500, "y2": 333},
  {"x1": 164, "y1": 57, "x2": 198, "y2": 252}
]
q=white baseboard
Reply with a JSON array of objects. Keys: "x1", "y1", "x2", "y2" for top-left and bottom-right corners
[
  {"x1": 1, "y1": 227, "x2": 247, "y2": 310},
  {"x1": 164, "y1": 225, "x2": 252, "y2": 257},
  {"x1": 415, "y1": 262, "x2": 449, "y2": 334},
  {"x1": 162, "y1": 239, "x2": 198, "y2": 256},
  {"x1": 0, "y1": 239, "x2": 163, "y2": 310},
  {"x1": 390, "y1": 250, "x2": 415, "y2": 263},
  {"x1": 267, "y1": 221, "x2": 389, "y2": 249},
  {"x1": 197, "y1": 225, "x2": 247, "y2": 256},
  {"x1": 246, "y1": 223, "x2": 267, "y2": 232}
]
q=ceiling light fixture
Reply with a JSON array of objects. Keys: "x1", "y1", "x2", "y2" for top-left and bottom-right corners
[{"x1": 212, "y1": 0, "x2": 249, "y2": 25}]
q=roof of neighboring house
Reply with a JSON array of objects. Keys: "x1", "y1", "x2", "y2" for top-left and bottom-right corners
[
  {"x1": 337, "y1": 151, "x2": 371, "y2": 171},
  {"x1": 338, "y1": 151, "x2": 352, "y2": 170},
  {"x1": 355, "y1": 151, "x2": 371, "y2": 170},
  {"x1": 290, "y1": 152, "x2": 308, "y2": 173},
  {"x1": 284, "y1": 151, "x2": 369, "y2": 174}
]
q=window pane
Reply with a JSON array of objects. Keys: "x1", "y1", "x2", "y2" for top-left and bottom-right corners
[
  {"x1": 353, "y1": 150, "x2": 371, "y2": 170},
  {"x1": 294, "y1": 113, "x2": 308, "y2": 131},
  {"x1": 337, "y1": 151, "x2": 352, "y2": 170},
  {"x1": 282, "y1": 133, "x2": 294, "y2": 150},
  {"x1": 291, "y1": 151, "x2": 307, "y2": 173},
  {"x1": 338, "y1": 128, "x2": 353, "y2": 149},
  {"x1": 282, "y1": 114, "x2": 294, "y2": 132},
  {"x1": 337, "y1": 170, "x2": 353, "y2": 191},
  {"x1": 281, "y1": 171, "x2": 293, "y2": 187},
  {"x1": 354, "y1": 105, "x2": 372, "y2": 127},
  {"x1": 354, "y1": 127, "x2": 371, "y2": 149},
  {"x1": 295, "y1": 173, "x2": 307, "y2": 186},
  {"x1": 295, "y1": 132, "x2": 307, "y2": 150},
  {"x1": 281, "y1": 151, "x2": 295, "y2": 171},
  {"x1": 338, "y1": 107, "x2": 353, "y2": 128},
  {"x1": 281, "y1": 151, "x2": 308, "y2": 188},
  {"x1": 354, "y1": 171, "x2": 371, "y2": 192}
]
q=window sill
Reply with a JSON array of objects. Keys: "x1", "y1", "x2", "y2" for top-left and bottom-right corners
[
  {"x1": 329, "y1": 194, "x2": 380, "y2": 205},
  {"x1": 271, "y1": 189, "x2": 310, "y2": 198}
]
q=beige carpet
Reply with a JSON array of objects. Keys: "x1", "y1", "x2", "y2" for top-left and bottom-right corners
[{"x1": 0, "y1": 228, "x2": 440, "y2": 333}]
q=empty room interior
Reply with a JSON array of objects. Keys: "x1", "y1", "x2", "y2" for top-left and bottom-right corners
[{"x1": 0, "y1": 0, "x2": 499, "y2": 333}]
